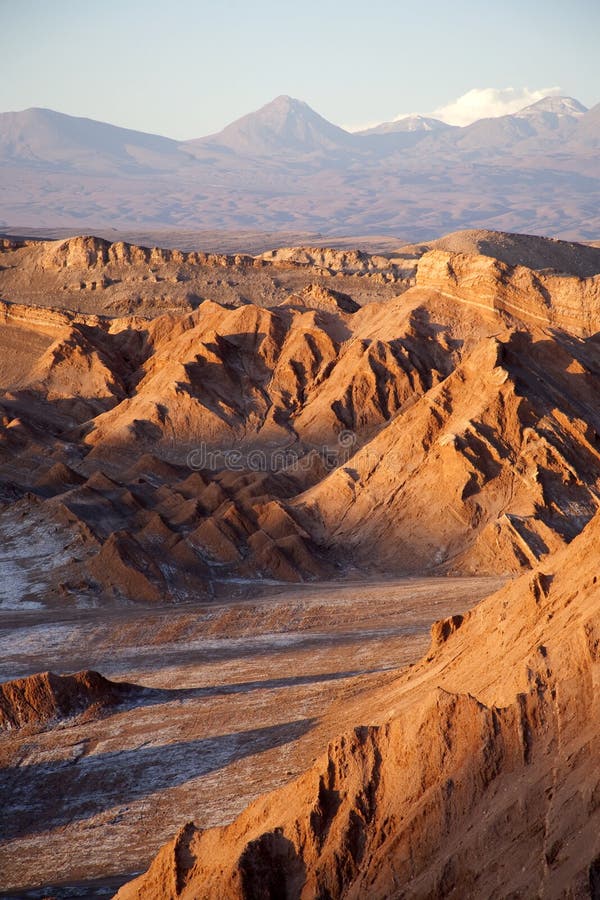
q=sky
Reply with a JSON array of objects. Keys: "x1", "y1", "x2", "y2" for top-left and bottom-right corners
[{"x1": 0, "y1": 0, "x2": 598, "y2": 139}]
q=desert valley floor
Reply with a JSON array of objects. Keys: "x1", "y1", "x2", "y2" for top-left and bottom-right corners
[
  {"x1": 0, "y1": 575, "x2": 502, "y2": 897},
  {"x1": 0, "y1": 228, "x2": 599, "y2": 899}
]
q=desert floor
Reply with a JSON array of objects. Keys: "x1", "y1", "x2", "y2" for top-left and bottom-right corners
[{"x1": 0, "y1": 574, "x2": 503, "y2": 898}]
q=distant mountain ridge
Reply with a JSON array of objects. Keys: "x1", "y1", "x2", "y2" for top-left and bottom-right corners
[
  {"x1": 0, "y1": 106, "x2": 183, "y2": 172},
  {"x1": 1, "y1": 93, "x2": 592, "y2": 164},
  {"x1": 0, "y1": 94, "x2": 598, "y2": 240}
]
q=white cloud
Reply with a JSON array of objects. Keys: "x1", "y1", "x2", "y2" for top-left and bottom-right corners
[
  {"x1": 344, "y1": 87, "x2": 564, "y2": 133},
  {"x1": 431, "y1": 86, "x2": 562, "y2": 126}
]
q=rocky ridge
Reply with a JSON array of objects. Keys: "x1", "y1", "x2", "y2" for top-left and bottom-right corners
[
  {"x1": 1, "y1": 228, "x2": 600, "y2": 898},
  {"x1": 0, "y1": 235, "x2": 411, "y2": 320}
]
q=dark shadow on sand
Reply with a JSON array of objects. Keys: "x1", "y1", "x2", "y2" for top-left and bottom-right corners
[
  {"x1": 0, "y1": 716, "x2": 315, "y2": 842},
  {"x1": 126, "y1": 665, "x2": 394, "y2": 708}
]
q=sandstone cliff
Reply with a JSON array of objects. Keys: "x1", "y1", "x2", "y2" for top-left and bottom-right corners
[
  {"x1": 416, "y1": 249, "x2": 600, "y2": 336},
  {"x1": 0, "y1": 235, "x2": 409, "y2": 320}
]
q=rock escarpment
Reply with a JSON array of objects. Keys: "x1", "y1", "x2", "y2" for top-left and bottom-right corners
[
  {"x1": 0, "y1": 235, "x2": 410, "y2": 320},
  {"x1": 417, "y1": 249, "x2": 600, "y2": 336}
]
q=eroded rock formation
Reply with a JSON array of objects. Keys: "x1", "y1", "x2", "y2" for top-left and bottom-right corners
[
  {"x1": 2, "y1": 232, "x2": 600, "y2": 604},
  {"x1": 416, "y1": 249, "x2": 600, "y2": 336},
  {"x1": 2, "y1": 229, "x2": 600, "y2": 897}
]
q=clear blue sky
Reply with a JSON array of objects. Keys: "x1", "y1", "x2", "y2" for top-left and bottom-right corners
[{"x1": 0, "y1": 0, "x2": 598, "y2": 138}]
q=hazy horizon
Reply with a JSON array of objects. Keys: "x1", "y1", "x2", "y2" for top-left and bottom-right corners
[{"x1": 1, "y1": 0, "x2": 598, "y2": 139}]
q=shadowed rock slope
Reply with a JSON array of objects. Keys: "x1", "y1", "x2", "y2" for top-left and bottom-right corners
[{"x1": 117, "y1": 500, "x2": 600, "y2": 900}]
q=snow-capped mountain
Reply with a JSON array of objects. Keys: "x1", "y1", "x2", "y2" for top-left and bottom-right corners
[
  {"x1": 357, "y1": 115, "x2": 452, "y2": 136},
  {"x1": 514, "y1": 96, "x2": 587, "y2": 119}
]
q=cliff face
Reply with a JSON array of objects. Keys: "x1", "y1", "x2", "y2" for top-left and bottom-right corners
[
  {"x1": 117, "y1": 505, "x2": 600, "y2": 900},
  {"x1": 35, "y1": 235, "x2": 258, "y2": 272},
  {"x1": 416, "y1": 249, "x2": 600, "y2": 336}
]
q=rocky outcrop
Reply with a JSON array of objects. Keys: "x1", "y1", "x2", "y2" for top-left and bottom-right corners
[
  {"x1": 258, "y1": 246, "x2": 409, "y2": 280},
  {"x1": 0, "y1": 234, "x2": 409, "y2": 319},
  {"x1": 4, "y1": 229, "x2": 600, "y2": 895},
  {"x1": 281, "y1": 283, "x2": 360, "y2": 314},
  {"x1": 428, "y1": 228, "x2": 600, "y2": 276},
  {"x1": 117, "y1": 502, "x2": 600, "y2": 900},
  {"x1": 4, "y1": 240, "x2": 600, "y2": 598},
  {"x1": 0, "y1": 296, "x2": 115, "y2": 332},
  {"x1": 36, "y1": 235, "x2": 261, "y2": 273},
  {"x1": 0, "y1": 670, "x2": 132, "y2": 730},
  {"x1": 296, "y1": 327, "x2": 600, "y2": 574},
  {"x1": 3, "y1": 231, "x2": 600, "y2": 601},
  {"x1": 416, "y1": 249, "x2": 600, "y2": 336},
  {"x1": 33, "y1": 236, "x2": 406, "y2": 281}
]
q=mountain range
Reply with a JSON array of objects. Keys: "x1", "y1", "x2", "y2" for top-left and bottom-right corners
[{"x1": 0, "y1": 94, "x2": 598, "y2": 239}]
